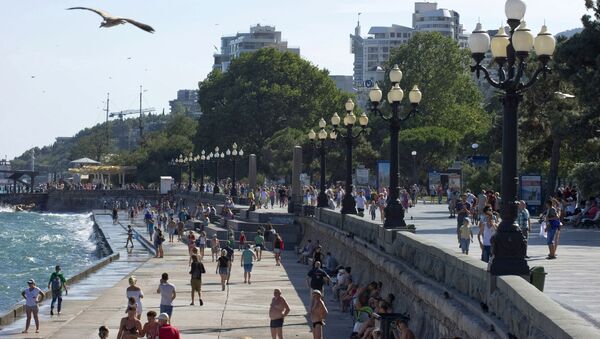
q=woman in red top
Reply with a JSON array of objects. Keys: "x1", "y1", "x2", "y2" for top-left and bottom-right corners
[
  {"x1": 238, "y1": 231, "x2": 246, "y2": 251},
  {"x1": 187, "y1": 231, "x2": 196, "y2": 255}
]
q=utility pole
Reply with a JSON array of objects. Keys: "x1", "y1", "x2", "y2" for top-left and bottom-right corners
[
  {"x1": 139, "y1": 85, "x2": 144, "y2": 142},
  {"x1": 105, "y1": 92, "x2": 110, "y2": 151}
]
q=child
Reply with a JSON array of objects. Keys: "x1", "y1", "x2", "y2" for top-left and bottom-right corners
[
  {"x1": 369, "y1": 201, "x2": 377, "y2": 220},
  {"x1": 239, "y1": 231, "x2": 246, "y2": 251},
  {"x1": 125, "y1": 225, "x2": 134, "y2": 248},
  {"x1": 211, "y1": 234, "x2": 220, "y2": 262},
  {"x1": 459, "y1": 218, "x2": 474, "y2": 255}
]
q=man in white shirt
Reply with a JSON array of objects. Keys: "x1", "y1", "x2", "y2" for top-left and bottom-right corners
[
  {"x1": 355, "y1": 191, "x2": 367, "y2": 217},
  {"x1": 157, "y1": 273, "x2": 176, "y2": 321}
]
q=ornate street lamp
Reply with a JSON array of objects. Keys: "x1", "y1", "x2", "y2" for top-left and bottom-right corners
[
  {"x1": 199, "y1": 150, "x2": 206, "y2": 192},
  {"x1": 309, "y1": 118, "x2": 337, "y2": 208},
  {"x1": 468, "y1": 0, "x2": 556, "y2": 275},
  {"x1": 226, "y1": 143, "x2": 243, "y2": 197},
  {"x1": 211, "y1": 146, "x2": 225, "y2": 195},
  {"x1": 368, "y1": 64, "x2": 422, "y2": 228},
  {"x1": 411, "y1": 150, "x2": 417, "y2": 187},
  {"x1": 332, "y1": 99, "x2": 369, "y2": 214}
]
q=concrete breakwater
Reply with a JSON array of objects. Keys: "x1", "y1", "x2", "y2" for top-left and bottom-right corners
[
  {"x1": 299, "y1": 209, "x2": 600, "y2": 339},
  {"x1": 0, "y1": 214, "x2": 119, "y2": 326}
]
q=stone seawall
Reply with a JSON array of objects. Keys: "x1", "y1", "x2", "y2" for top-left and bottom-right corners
[
  {"x1": 0, "y1": 214, "x2": 119, "y2": 326},
  {"x1": 301, "y1": 209, "x2": 600, "y2": 339}
]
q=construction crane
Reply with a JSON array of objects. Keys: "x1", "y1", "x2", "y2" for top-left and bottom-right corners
[
  {"x1": 109, "y1": 108, "x2": 155, "y2": 120},
  {"x1": 108, "y1": 86, "x2": 154, "y2": 144}
]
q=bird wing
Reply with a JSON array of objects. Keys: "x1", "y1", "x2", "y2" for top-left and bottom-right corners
[
  {"x1": 66, "y1": 7, "x2": 111, "y2": 19},
  {"x1": 121, "y1": 18, "x2": 155, "y2": 33}
]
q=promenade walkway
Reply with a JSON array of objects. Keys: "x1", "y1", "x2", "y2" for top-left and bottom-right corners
[
  {"x1": 2, "y1": 209, "x2": 350, "y2": 338},
  {"x1": 362, "y1": 201, "x2": 600, "y2": 329}
]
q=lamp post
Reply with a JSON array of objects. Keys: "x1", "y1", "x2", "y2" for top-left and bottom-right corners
[
  {"x1": 368, "y1": 64, "x2": 422, "y2": 228},
  {"x1": 309, "y1": 118, "x2": 337, "y2": 208},
  {"x1": 472, "y1": 143, "x2": 479, "y2": 157},
  {"x1": 331, "y1": 99, "x2": 369, "y2": 214},
  {"x1": 211, "y1": 146, "x2": 225, "y2": 195},
  {"x1": 468, "y1": 0, "x2": 556, "y2": 275},
  {"x1": 226, "y1": 143, "x2": 244, "y2": 197},
  {"x1": 411, "y1": 151, "x2": 417, "y2": 186},
  {"x1": 199, "y1": 150, "x2": 206, "y2": 192}
]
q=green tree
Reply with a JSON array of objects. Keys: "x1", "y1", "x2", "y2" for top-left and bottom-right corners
[
  {"x1": 569, "y1": 162, "x2": 600, "y2": 198},
  {"x1": 195, "y1": 48, "x2": 350, "y2": 177},
  {"x1": 385, "y1": 32, "x2": 491, "y2": 137}
]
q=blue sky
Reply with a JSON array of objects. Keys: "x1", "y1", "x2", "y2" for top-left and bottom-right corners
[{"x1": 0, "y1": 0, "x2": 588, "y2": 159}]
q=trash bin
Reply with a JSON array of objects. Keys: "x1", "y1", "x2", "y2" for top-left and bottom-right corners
[
  {"x1": 372, "y1": 313, "x2": 410, "y2": 339},
  {"x1": 530, "y1": 266, "x2": 547, "y2": 292}
]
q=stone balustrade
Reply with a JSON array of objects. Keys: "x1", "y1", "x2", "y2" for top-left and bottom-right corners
[{"x1": 303, "y1": 207, "x2": 600, "y2": 339}]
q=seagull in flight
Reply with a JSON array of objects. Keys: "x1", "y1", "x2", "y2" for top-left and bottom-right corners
[
  {"x1": 554, "y1": 91, "x2": 575, "y2": 99},
  {"x1": 67, "y1": 7, "x2": 155, "y2": 33}
]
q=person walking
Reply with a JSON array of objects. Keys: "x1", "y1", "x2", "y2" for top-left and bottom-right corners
[
  {"x1": 154, "y1": 228, "x2": 165, "y2": 258},
  {"x1": 241, "y1": 244, "x2": 257, "y2": 284},
  {"x1": 167, "y1": 218, "x2": 177, "y2": 243},
  {"x1": 125, "y1": 225, "x2": 134, "y2": 248},
  {"x1": 211, "y1": 234, "x2": 220, "y2": 262},
  {"x1": 273, "y1": 234, "x2": 284, "y2": 266},
  {"x1": 48, "y1": 265, "x2": 68, "y2": 315},
  {"x1": 459, "y1": 219, "x2": 474, "y2": 255},
  {"x1": 455, "y1": 194, "x2": 472, "y2": 246},
  {"x1": 310, "y1": 290, "x2": 328, "y2": 339},
  {"x1": 306, "y1": 261, "x2": 330, "y2": 308},
  {"x1": 254, "y1": 231, "x2": 265, "y2": 261},
  {"x1": 517, "y1": 200, "x2": 531, "y2": 258},
  {"x1": 238, "y1": 231, "x2": 246, "y2": 251},
  {"x1": 189, "y1": 255, "x2": 205, "y2": 306},
  {"x1": 157, "y1": 313, "x2": 181, "y2": 338},
  {"x1": 140, "y1": 310, "x2": 160, "y2": 339},
  {"x1": 478, "y1": 205, "x2": 498, "y2": 263},
  {"x1": 21, "y1": 279, "x2": 45, "y2": 334},
  {"x1": 269, "y1": 289, "x2": 291, "y2": 339},
  {"x1": 117, "y1": 305, "x2": 142, "y2": 339},
  {"x1": 223, "y1": 241, "x2": 235, "y2": 284},
  {"x1": 156, "y1": 273, "x2": 176, "y2": 319},
  {"x1": 216, "y1": 249, "x2": 231, "y2": 291},
  {"x1": 544, "y1": 199, "x2": 561, "y2": 259},
  {"x1": 197, "y1": 231, "x2": 207, "y2": 259},
  {"x1": 126, "y1": 276, "x2": 144, "y2": 320}
]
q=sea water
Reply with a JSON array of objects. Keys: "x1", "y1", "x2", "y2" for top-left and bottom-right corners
[{"x1": 0, "y1": 207, "x2": 98, "y2": 313}]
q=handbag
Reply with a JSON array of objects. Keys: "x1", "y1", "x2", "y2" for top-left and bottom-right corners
[{"x1": 539, "y1": 221, "x2": 547, "y2": 238}]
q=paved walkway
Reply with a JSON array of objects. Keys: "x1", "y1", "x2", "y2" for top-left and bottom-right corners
[
  {"x1": 337, "y1": 200, "x2": 600, "y2": 329},
  {"x1": 1, "y1": 210, "x2": 351, "y2": 338}
]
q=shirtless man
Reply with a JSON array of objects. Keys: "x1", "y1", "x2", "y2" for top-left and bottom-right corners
[
  {"x1": 310, "y1": 290, "x2": 328, "y2": 339},
  {"x1": 140, "y1": 310, "x2": 160, "y2": 339},
  {"x1": 269, "y1": 289, "x2": 291, "y2": 339}
]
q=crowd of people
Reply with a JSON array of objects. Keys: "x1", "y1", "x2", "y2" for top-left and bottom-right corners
[{"x1": 298, "y1": 238, "x2": 414, "y2": 339}]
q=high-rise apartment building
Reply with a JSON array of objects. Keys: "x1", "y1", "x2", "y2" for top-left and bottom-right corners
[
  {"x1": 169, "y1": 90, "x2": 202, "y2": 118},
  {"x1": 213, "y1": 24, "x2": 300, "y2": 72},
  {"x1": 351, "y1": 2, "x2": 468, "y2": 90}
]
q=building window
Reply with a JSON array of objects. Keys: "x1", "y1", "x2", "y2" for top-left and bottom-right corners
[{"x1": 390, "y1": 33, "x2": 395, "y2": 37}]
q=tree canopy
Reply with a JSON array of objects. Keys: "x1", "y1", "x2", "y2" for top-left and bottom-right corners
[{"x1": 195, "y1": 47, "x2": 375, "y2": 180}]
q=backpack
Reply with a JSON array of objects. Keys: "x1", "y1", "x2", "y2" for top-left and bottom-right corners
[{"x1": 51, "y1": 275, "x2": 61, "y2": 291}]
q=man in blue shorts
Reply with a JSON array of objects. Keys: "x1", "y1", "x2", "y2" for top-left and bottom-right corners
[{"x1": 241, "y1": 244, "x2": 257, "y2": 284}]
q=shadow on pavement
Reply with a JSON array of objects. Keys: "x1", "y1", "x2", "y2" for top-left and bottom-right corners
[{"x1": 279, "y1": 252, "x2": 354, "y2": 338}]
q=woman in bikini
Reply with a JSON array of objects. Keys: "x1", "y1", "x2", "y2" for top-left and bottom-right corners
[{"x1": 117, "y1": 305, "x2": 142, "y2": 339}]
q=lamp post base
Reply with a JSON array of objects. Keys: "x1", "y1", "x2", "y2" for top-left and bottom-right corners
[
  {"x1": 341, "y1": 195, "x2": 357, "y2": 215},
  {"x1": 317, "y1": 192, "x2": 328, "y2": 208},
  {"x1": 383, "y1": 202, "x2": 406, "y2": 229},
  {"x1": 489, "y1": 226, "x2": 529, "y2": 276}
]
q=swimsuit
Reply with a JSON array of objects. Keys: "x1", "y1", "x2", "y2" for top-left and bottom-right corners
[{"x1": 270, "y1": 318, "x2": 284, "y2": 328}]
